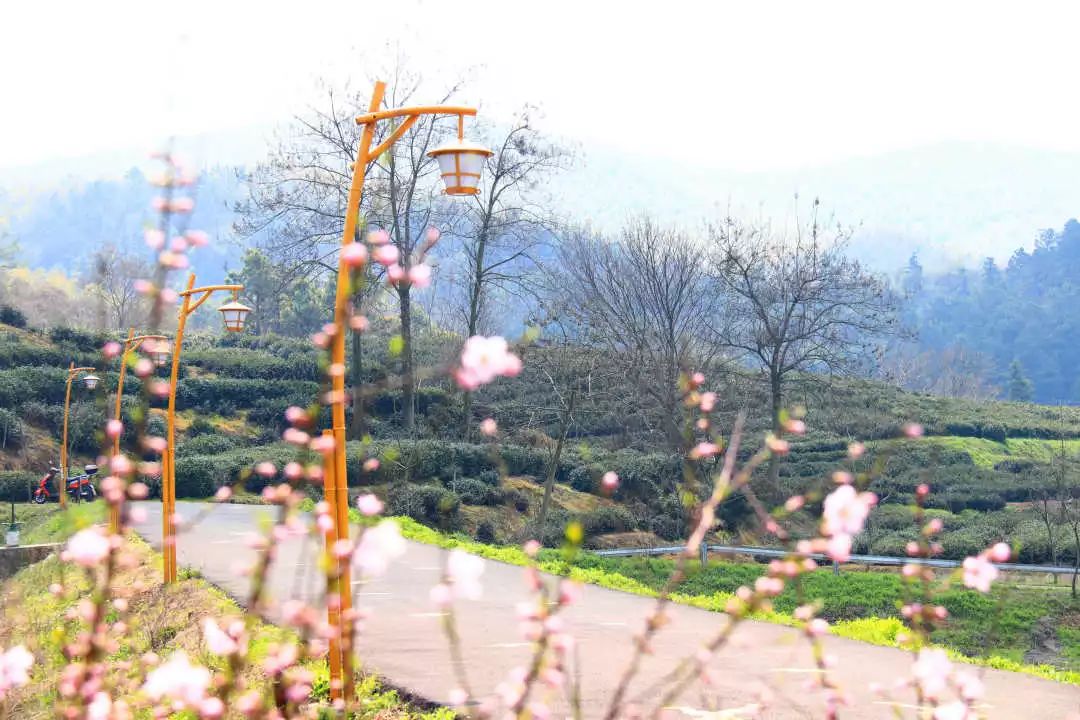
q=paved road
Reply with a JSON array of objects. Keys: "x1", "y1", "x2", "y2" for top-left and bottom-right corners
[{"x1": 133, "y1": 502, "x2": 1080, "y2": 718}]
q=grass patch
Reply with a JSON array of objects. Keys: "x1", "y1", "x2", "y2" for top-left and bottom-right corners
[{"x1": 0, "y1": 529, "x2": 450, "y2": 719}]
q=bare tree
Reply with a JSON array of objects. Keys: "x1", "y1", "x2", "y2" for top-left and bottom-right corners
[
  {"x1": 449, "y1": 108, "x2": 567, "y2": 438},
  {"x1": 552, "y1": 219, "x2": 717, "y2": 448},
  {"x1": 92, "y1": 243, "x2": 151, "y2": 331},
  {"x1": 878, "y1": 343, "x2": 999, "y2": 400},
  {"x1": 710, "y1": 201, "x2": 898, "y2": 491},
  {"x1": 237, "y1": 64, "x2": 463, "y2": 435}
]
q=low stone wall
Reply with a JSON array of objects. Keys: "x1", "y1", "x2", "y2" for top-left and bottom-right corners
[{"x1": 0, "y1": 543, "x2": 61, "y2": 579}]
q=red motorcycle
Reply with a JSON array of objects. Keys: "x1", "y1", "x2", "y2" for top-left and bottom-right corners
[{"x1": 32, "y1": 464, "x2": 98, "y2": 504}]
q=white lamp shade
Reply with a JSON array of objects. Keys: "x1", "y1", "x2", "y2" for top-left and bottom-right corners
[
  {"x1": 146, "y1": 340, "x2": 171, "y2": 366},
  {"x1": 218, "y1": 300, "x2": 252, "y2": 332},
  {"x1": 82, "y1": 374, "x2": 100, "y2": 390},
  {"x1": 427, "y1": 139, "x2": 493, "y2": 196}
]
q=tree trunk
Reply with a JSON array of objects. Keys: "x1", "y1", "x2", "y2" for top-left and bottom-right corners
[
  {"x1": 399, "y1": 285, "x2": 415, "y2": 432},
  {"x1": 460, "y1": 226, "x2": 489, "y2": 440},
  {"x1": 764, "y1": 370, "x2": 784, "y2": 498},
  {"x1": 1072, "y1": 522, "x2": 1079, "y2": 599},
  {"x1": 537, "y1": 389, "x2": 576, "y2": 543}
]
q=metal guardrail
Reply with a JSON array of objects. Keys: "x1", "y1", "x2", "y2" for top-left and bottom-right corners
[{"x1": 593, "y1": 543, "x2": 1080, "y2": 576}]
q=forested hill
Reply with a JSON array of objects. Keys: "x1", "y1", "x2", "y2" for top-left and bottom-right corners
[
  {"x1": 0, "y1": 166, "x2": 245, "y2": 285},
  {"x1": 902, "y1": 219, "x2": 1080, "y2": 404}
]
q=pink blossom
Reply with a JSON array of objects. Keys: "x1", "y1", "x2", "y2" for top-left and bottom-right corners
[
  {"x1": 822, "y1": 484, "x2": 876, "y2": 536},
  {"x1": 368, "y1": 229, "x2": 390, "y2": 245},
  {"x1": 341, "y1": 243, "x2": 368, "y2": 267},
  {"x1": 202, "y1": 619, "x2": 239, "y2": 655},
  {"x1": 141, "y1": 651, "x2": 211, "y2": 708},
  {"x1": 523, "y1": 539, "x2": 541, "y2": 557},
  {"x1": 350, "y1": 315, "x2": 370, "y2": 332},
  {"x1": 425, "y1": 226, "x2": 441, "y2": 245},
  {"x1": 699, "y1": 391, "x2": 717, "y2": 412},
  {"x1": 354, "y1": 520, "x2": 406, "y2": 577},
  {"x1": 961, "y1": 554, "x2": 998, "y2": 592},
  {"x1": 447, "y1": 687, "x2": 468, "y2": 706},
  {"x1": 912, "y1": 648, "x2": 952, "y2": 698},
  {"x1": 601, "y1": 471, "x2": 619, "y2": 490},
  {"x1": 144, "y1": 228, "x2": 165, "y2": 249},
  {"x1": 356, "y1": 494, "x2": 384, "y2": 516},
  {"x1": 784, "y1": 418, "x2": 807, "y2": 435},
  {"x1": 847, "y1": 442, "x2": 866, "y2": 459},
  {"x1": 185, "y1": 229, "x2": 209, "y2": 247},
  {"x1": 933, "y1": 702, "x2": 970, "y2": 720},
  {"x1": 689, "y1": 442, "x2": 719, "y2": 459},
  {"x1": 85, "y1": 692, "x2": 114, "y2": 720},
  {"x1": 65, "y1": 528, "x2": 110, "y2": 567},
  {"x1": 386, "y1": 263, "x2": 406, "y2": 283},
  {"x1": 480, "y1": 418, "x2": 498, "y2": 436},
  {"x1": 988, "y1": 542, "x2": 1011, "y2": 563},
  {"x1": 363, "y1": 458, "x2": 380, "y2": 472},
  {"x1": 455, "y1": 336, "x2": 522, "y2": 389},
  {"x1": 284, "y1": 406, "x2": 308, "y2": 426},
  {"x1": 904, "y1": 423, "x2": 925, "y2": 438},
  {"x1": 0, "y1": 645, "x2": 32, "y2": 697},
  {"x1": 105, "y1": 419, "x2": 124, "y2": 439},
  {"x1": 170, "y1": 197, "x2": 195, "y2": 213},
  {"x1": 373, "y1": 244, "x2": 400, "y2": 266},
  {"x1": 200, "y1": 697, "x2": 225, "y2": 719},
  {"x1": 429, "y1": 583, "x2": 452, "y2": 608},
  {"x1": 446, "y1": 549, "x2": 485, "y2": 600},
  {"x1": 309, "y1": 435, "x2": 335, "y2": 455},
  {"x1": 826, "y1": 533, "x2": 853, "y2": 563},
  {"x1": 408, "y1": 263, "x2": 432, "y2": 288}
]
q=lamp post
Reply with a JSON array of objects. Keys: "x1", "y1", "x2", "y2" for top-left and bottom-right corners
[
  {"x1": 324, "y1": 79, "x2": 490, "y2": 702},
  {"x1": 60, "y1": 363, "x2": 99, "y2": 508},
  {"x1": 162, "y1": 273, "x2": 249, "y2": 583},
  {"x1": 111, "y1": 328, "x2": 169, "y2": 533}
]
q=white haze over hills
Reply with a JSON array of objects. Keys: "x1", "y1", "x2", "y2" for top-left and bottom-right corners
[{"x1": 3, "y1": 132, "x2": 1077, "y2": 276}]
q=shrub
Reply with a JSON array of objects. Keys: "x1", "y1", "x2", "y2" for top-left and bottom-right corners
[
  {"x1": 387, "y1": 484, "x2": 461, "y2": 530},
  {"x1": 569, "y1": 464, "x2": 598, "y2": 494},
  {"x1": 0, "y1": 305, "x2": 27, "y2": 328},
  {"x1": 448, "y1": 477, "x2": 500, "y2": 506},
  {"x1": 580, "y1": 506, "x2": 636, "y2": 535},
  {"x1": 0, "y1": 408, "x2": 24, "y2": 450},
  {"x1": 179, "y1": 434, "x2": 241, "y2": 456},
  {"x1": 477, "y1": 469, "x2": 500, "y2": 486},
  {"x1": 476, "y1": 519, "x2": 497, "y2": 544},
  {"x1": 173, "y1": 456, "x2": 220, "y2": 498},
  {"x1": 504, "y1": 488, "x2": 531, "y2": 513},
  {"x1": 0, "y1": 471, "x2": 35, "y2": 502}
]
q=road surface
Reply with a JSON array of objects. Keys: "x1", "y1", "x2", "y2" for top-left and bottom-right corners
[{"x1": 132, "y1": 501, "x2": 1080, "y2": 718}]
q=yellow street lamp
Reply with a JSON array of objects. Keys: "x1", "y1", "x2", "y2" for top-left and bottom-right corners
[
  {"x1": 60, "y1": 362, "x2": 99, "y2": 508},
  {"x1": 110, "y1": 329, "x2": 169, "y2": 533},
  {"x1": 322, "y1": 79, "x2": 489, "y2": 702},
  {"x1": 161, "y1": 273, "x2": 247, "y2": 583}
]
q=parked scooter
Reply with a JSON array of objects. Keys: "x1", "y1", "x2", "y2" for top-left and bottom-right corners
[{"x1": 32, "y1": 464, "x2": 98, "y2": 504}]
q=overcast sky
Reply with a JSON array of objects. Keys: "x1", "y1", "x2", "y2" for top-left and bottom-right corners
[{"x1": 5, "y1": 0, "x2": 1080, "y2": 174}]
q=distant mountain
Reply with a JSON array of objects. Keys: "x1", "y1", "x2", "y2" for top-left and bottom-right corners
[
  {"x1": 3, "y1": 134, "x2": 1079, "y2": 278},
  {"x1": 553, "y1": 141, "x2": 1080, "y2": 272},
  {"x1": 0, "y1": 166, "x2": 246, "y2": 286}
]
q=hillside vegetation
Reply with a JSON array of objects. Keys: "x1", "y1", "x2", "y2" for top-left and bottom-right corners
[{"x1": 3, "y1": 319, "x2": 1080, "y2": 564}]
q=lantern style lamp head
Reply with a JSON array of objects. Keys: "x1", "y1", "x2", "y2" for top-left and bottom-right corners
[
  {"x1": 146, "y1": 340, "x2": 171, "y2": 367},
  {"x1": 82, "y1": 374, "x2": 100, "y2": 391},
  {"x1": 427, "y1": 137, "x2": 493, "y2": 196},
  {"x1": 218, "y1": 299, "x2": 252, "y2": 333}
]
